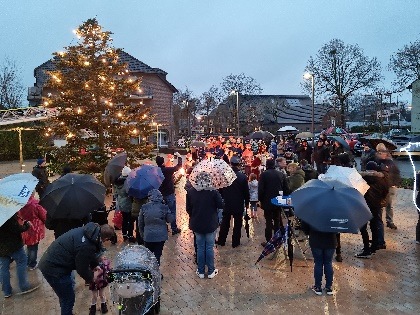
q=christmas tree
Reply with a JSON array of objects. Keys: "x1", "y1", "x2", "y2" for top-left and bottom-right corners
[{"x1": 43, "y1": 18, "x2": 153, "y2": 173}]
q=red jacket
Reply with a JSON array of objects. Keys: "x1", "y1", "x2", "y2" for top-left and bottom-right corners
[{"x1": 18, "y1": 196, "x2": 47, "y2": 246}]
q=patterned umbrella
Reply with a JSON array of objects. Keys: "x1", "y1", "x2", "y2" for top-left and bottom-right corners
[
  {"x1": 188, "y1": 159, "x2": 237, "y2": 190},
  {"x1": 255, "y1": 227, "x2": 286, "y2": 264}
]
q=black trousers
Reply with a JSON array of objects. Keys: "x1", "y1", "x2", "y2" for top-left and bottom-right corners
[
  {"x1": 218, "y1": 212, "x2": 243, "y2": 247},
  {"x1": 263, "y1": 205, "x2": 283, "y2": 242},
  {"x1": 144, "y1": 241, "x2": 165, "y2": 265}
]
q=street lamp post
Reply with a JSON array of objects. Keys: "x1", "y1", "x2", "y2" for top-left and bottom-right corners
[
  {"x1": 231, "y1": 91, "x2": 240, "y2": 136},
  {"x1": 304, "y1": 73, "x2": 315, "y2": 147}
]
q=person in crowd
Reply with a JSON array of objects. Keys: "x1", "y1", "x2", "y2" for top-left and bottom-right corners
[
  {"x1": 301, "y1": 220, "x2": 337, "y2": 296},
  {"x1": 18, "y1": 192, "x2": 47, "y2": 270},
  {"x1": 39, "y1": 223, "x2": 115, "y2": 315},
  {"x1": 356, "y1": 161, "x2": 389, "y2": 259},
  {"x1": 217, "y1": 156, "x2": 250, "y2": 248},
  {"x1": 275, "y1": 157, "x2": 288, "y2": 175},
  {"x1": 156, "y1": 152, "x2": 183, "y2": 235},
  {"x1": 286, "y1": 162, "x2": 305, "y2": 192},
  {"x1": 242, "y1": 143, "x2": 254, "y2": 177},
  {"x1": 164, "y1": 154, "x2": 175, "y2": 167},
  {"x1": 88, "y1": 253, "x2": 111, "y2": 315},
  {"x1": 360, "y1": 142, "x2": 376, "y2": 171},
  {"x1": 296, "y1": 139, "x2": 312, "y2": 163},
  {"x1": 330, "y1": 140, "x2": 345, "y2": 166},
  {"x1": 376, "y1": 143, "x2": 401, "y2": 231},
  {"x1": 186, "y1": 171, "x2": 224, "y2": 279},
  {"x1": 284, "y1": 148, "x2": 298, "y2": 164},
  {"x1": 248, "y1": 173, "x2": 259, "y2": 218},
  {"x1": 46, "y1": 212, "x2": 90, "y2": 239},
  {"x1": 313, "y1": 139, "x2": 330, "y2": 174},
  {"x1": 258, "y1": 158, "x2": 291, "y2": 245},
  {"x1": 0, "y1": 214, "x2": 40, "y2": 298},
  {"x1": 270, "y1": 139, "x2": 278, "y2": 159},
  {"x1": 138, "y1": 189, "x2": 174, "y2": 267},
  {"x1": 251, "y1": 154, "x2": 262, "y2": 180},
  {"x1": 61, "y1": 165, "x2": 72, "y2": 177},
  {"x1": 114, "y1": 166, "x2": 134, "y2": 242},
  {"x1": 32, "y1": 157, "x2": 50, "y2": 198},
  {"x1": 300, "y1": 159, "x2": 318, "y2": 182}
]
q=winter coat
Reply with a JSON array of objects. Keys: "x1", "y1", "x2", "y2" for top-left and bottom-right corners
[
  {"x1": 312, "y1": 145, "x2": 329, "y2": 164},
  {"x1": 287, "y1": 169, "x2": 305, "y2": 192},
  {"x1": 296, "y1": 144, "x2": 312, "y2": 162},
  {"x1": 0, "y1": 215, "x2": 29, "y2": 256},
  {"x1": 360, "y1": 149, "x2": 376, "y2": 171},
  {"x1": 18, "y1": 196, "x2": 47, "y2": 246},
  {"x1": 39, "y1": 222, "x2": 101, "y2": 282},
  {"x1": 376, "y1": 156, "x2": 401, "y2": 187},
  {"x1": 186, "y1": 188, "x2": 224, "y2": 234},
  {"x1": 32, "y1": 165, "x2": 50, "y2": 195},
  {"x1": 258, "y1": 167, "x2": 291, "y2": 210},
  {"x1": 360, "y1": 170, "x2": 389, "y2": 210},
  {"x1": 158, "y1": 157, "x2": 182, "y2": 196},
  {"x1": 218, "y1": 167, "x2": 250, "y2": 215},
  {"x1": 249, "y1": 179, "x2": 258, "y2": 202},
  {"x1": 114, "y1": 175, "x2": 133, "y2": 213},
  {"x1": 138, "y1": 189, "x2": 174, "y2": 242},
  {"x1": 301, "y1": 221, "x2": 338, "y2": 249},
  {"x1": 330, "y1": 145, "x2": 345, "y2": 166}
]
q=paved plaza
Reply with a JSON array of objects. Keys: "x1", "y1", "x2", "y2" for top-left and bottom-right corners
[{"x1": 1, "y1": 160, "x2": 420, "y2": 314}]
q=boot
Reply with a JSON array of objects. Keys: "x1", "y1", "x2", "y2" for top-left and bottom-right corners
[
  {"x1": 89, "y1": 305, "x2": 96, "y2": 315},
  {"x1": 101, "y1": 302, "x2": 108, "y2": 314}
]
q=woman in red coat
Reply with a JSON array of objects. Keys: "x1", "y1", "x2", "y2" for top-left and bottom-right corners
[{"x1": 18, "y1": 194, "x2": 47, "y2": 270}]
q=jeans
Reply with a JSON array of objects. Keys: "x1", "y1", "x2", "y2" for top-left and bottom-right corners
[
  {"x1": 43, "y1": 273, "x2": 75, "y2": 315},
  {"x1": 144, "y1": 241, "x2": 165, "y2": 265},
  {"x1": 195, "y1": 231, "x2": 216, "y2": 274},
  {"x1": 385, "y1": 187, "x2": 396, "y2": 224},
  {"x1": 163, "y1": 193, "x2": 178, "y2": 231},
  {"x1": 0, "y1": 247, "x2": 30, "y2": 296},
  {"x1": 311, "y1": 247, "x2": 335, "y2": 289},
  {"x1": 26, "y1": 243, "x2": 39, "y2": 268},
  {"x1": 121, "y1": 211, "x2": 134, "y2": 238}
]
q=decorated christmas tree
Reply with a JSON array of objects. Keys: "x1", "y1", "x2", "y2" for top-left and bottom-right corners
[{"x1": 43, "y1": 18, "x2": 153, "y2": 173}]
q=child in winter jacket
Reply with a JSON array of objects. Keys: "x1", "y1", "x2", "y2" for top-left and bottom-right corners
[{"x1": 248, "y1": 173, "x2": 259, "y2": 218}]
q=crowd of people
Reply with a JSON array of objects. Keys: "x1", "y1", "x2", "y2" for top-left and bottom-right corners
[{"x1": 2, "y1": 131, "x2": 418, "y2": 314}]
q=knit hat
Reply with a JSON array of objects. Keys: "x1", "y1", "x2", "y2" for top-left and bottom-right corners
[
  {"x1": 156, "y1": 156, "x2": 164, "y2": 166},
  {"x1": 37, "y1": 158, "x2": 45, "y2": 165},
  {"x1": 366, "y1": 161, "x2": 379, "y2": 171},
  {"x1": 121, "y1": 166, "x2": 131, "y2": 177}
]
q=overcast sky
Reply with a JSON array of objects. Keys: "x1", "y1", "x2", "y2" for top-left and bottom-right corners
[{"x1": 1, "y1": 0, "x2": 419, "y2": 104}]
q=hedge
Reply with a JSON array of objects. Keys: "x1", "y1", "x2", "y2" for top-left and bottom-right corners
[{"x1": 0, "y1": 129, "x2": 46, "y2": 161}]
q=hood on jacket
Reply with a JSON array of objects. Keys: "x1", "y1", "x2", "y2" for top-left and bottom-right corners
[
  {"x1": 114, "y1": 175, "x2": 127, "y2": 187},
  {"x1": 83, "y1": 222, "x2": 101, "y2": 246},
  {"x1": 147, "y1": 189, "x2": 164, "y2": 203}
]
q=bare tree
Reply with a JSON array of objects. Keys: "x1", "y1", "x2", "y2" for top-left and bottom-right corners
[
  {"x1": 220, "y1": 73, "x2": 263, "y2": 97},
  {"x1": 173, "y1": 87, "x2": 198, "y2": 137},
  {"x1": 303, "y1": 39, "x2": 382, "y2": 127},
  {"x1": 0, "y1": 57, "x2": 24, "y2": 109},
  {"x1": 389, "y1": 38, "x2": 420, "y2": 91},
  {"x1": 198, "y1": 85, "x2": 221, "y2": 134}
]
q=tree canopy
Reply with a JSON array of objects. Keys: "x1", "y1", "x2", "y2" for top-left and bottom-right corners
[
  {"x1": 43, "y1": 18, "x2": 153, "y2": 172},
  {"x1": 303, "y1": 38, "x2": 382, "y2": 127},
  {"x1": 220, "y1": 73, "x2": 263, "y2": 97},
  {"x1": 389, "y1": 38, "x2": 420, "y2": 91},
  {"x1": 0, "y1": 57, "x2": 24, "y2": 109}
]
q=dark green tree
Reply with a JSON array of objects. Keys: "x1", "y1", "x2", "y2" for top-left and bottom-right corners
[{"x1": 43, "y1": 18, "x2": 153, "y2": 173}]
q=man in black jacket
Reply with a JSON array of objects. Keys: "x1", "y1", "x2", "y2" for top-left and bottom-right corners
[
  {"x1": 39, "y1": 223, "x2": 115, "y2": 315},
  {"x1": 217, "y1": 156, "x2": 250, "y2": 248},
  {"x1": 258, "y1": 158, "x2": 291, "y2": 244},
  {"x1": 156, "y1": 152, "x2": 183, "y2": 235},
  {"x1": 32, "y1": 158, "x2": 50, "y2": 198}
]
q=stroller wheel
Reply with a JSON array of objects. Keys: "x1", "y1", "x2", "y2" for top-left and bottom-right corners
[{"x1": 155, "y1": 297, "x2": 161, "y2": 314}]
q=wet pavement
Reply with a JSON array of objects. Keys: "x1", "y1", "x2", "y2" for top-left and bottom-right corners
[{"x1": 1, "y1": 162, "x2": 420, "y2": 314}]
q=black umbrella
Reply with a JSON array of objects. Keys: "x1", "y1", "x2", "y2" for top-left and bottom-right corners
[
  {"x1": 330, "y1": 136, "x2": 350, "y2": 150},
  {"x1": 40, "y1": 174, "x2": 106, "y2": 220},
  {"x1": 104, "y1": 152, "x2": 127, "y2": 187},
  {"x1": 360, "y1": 137, "x2": 397, "y2": 151},
  {"x1": 244, "y1": 212, "x2": 251, "y2": 238},
  {"x1": 286, "y1": 224, "x2": 294, "y2": 272},
  {"x1": 250, "y1": 131, "x2": 274, "y2": 140},
  {"x1": 291, "y1": 179, "x2": 372, "y2": 233}
]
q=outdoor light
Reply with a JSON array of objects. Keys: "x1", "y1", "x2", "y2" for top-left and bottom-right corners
[
  {"x1": 230, "y1": 90, "x2": 240, "y2": 137},
  {"x1": 303, "y1": 72, "x2": 315, "y2": 148}
]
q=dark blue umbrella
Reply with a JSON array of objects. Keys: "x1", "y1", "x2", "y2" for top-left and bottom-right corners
[
  {"x1": 125, "y1": 165, "x2": 165, "y2": 199},
  {"x1": 291, "y1": 179, "x2": 372, "y2": 234},
  {"x1": 255, "y1": 228, "x2": 286, "y2": 264}
]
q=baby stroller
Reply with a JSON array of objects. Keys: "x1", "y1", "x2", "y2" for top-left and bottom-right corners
[{"x1": 108, "y1": 245, "x2": 161, "y2": 315}]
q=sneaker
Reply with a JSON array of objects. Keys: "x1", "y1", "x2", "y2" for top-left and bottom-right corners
[
  {"x1": 89, "y1": 305, "x2": 96, "y2": 315},
  {"x1": 387, "y1": 222, "x2": 397, "y2": 230},
  {"x1": 208, "y1": 269, "x2": 218, "y2": 279},
  {"x1": 172, "y1": 228, "x2": 181, "y2": 235},
  {"x1": 4, "y1": 293, "x2": 12, "y2": 298},
  {"x1": 100, "y1": 302, "x2": 108, "y2": 314},
  {"x1": 355, "y1": 250, "x2": 371, "y2": 259},
  {"x1": 335, "y1": 254, "x2": 343, "y2": 262},
  {"x1": 17, "y1": 283, "x2": 40, "y2": 295},
  {"x1": 311, "y1": 286, "x2": 322, "y2": 295},
  {"x1": 196, "y1": 269, "x2": 204, "y2": 279},
  {"x1": 325, "y1": 287, "x2": 334, "y2": 295}
]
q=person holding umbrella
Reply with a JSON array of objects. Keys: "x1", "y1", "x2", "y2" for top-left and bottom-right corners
[
  {"x1": 32, "y1": 157, "x2": 50, "y2": 198},
  {"x1": 156, "y1": 152, "x2": 183, "y2": 235},
  {"x1": 186, "y1": 171, "x2": 224, "y2": 279},
  {"x1": 216, "y1": 155, "x2": 250, "y2": 248},
  {"x1": 114, "y1": 166, "x2": 134, "y2": 242}
]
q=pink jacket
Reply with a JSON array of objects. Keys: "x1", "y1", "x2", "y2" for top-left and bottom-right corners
[{"x1": 18, "y1": 196, "x2": 47, "y2": 246}]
